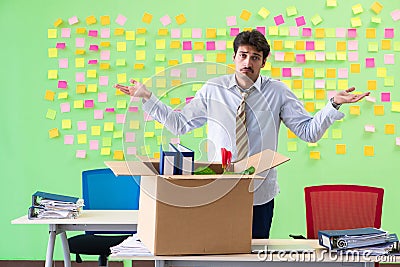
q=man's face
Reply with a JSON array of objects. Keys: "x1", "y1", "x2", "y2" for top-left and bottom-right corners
[{"x1": 233, "y1": 45, "x2": 266, "y2": 83}]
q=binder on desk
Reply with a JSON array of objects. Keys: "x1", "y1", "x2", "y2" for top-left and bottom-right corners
[
  {"x1": 32, "y1": 191, "x2": 80, "y2": 206},
  {"x1": 159, "y1": 144, "x2": 180, "y2": 175},
  {"x1": 170, "y1": 143, "x2": 195, "y2": 175},
  {"x1": 318, "y1": 227, "x2": 389, "y2": 250}
]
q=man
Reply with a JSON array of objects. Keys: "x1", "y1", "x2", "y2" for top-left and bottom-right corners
[{"x1": 114, "y1": 30, "x2": 369, "y2": 238}]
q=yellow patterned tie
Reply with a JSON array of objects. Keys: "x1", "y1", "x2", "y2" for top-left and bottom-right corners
[{"x1": 236, "y1": 87, "x2": 254, "y2": 161}]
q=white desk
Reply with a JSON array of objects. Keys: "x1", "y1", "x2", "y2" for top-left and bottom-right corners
[{"x1": 11, "y1": 210, "x2": 138, "y2": 267}]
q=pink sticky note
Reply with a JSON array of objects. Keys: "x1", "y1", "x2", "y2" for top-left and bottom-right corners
[
  {"x1": 348, "y1": 52, "x2": 359, "y2": 62},
  {"x1": 84, "y1": 99, "x2": 94, "y2": 108},
  {"x1": 296, "y1": 54, "x2": 306, "y2": 63},
  {"x1": 171, "y1": 28, "x2": 181, "y2": 38},
  {"x1": 88, "y1": 59, "x2": 98, "y2": 65},
  {"x1": 384, "y1": 28, "x2": 394, "y2": 38},
  {"x1": 292, "y1": 67, "x2": 302, "y2": 76},
  {"x1": 182, "y1": 41, "x2": 192, "y2": 50},
  {"x1": 384, "y1": 54, "x2": 395, "y2": 64},
  {"x1": 305, "y1": 41, "x2": 315, "y2": 50},
  {"x1": 315, "y1": 80, "x2": 325, "y2": 88},
  {"x1": 94, "y1": 109, "x2": 104, "y2": 120},
  {"x1": 64, "y1": 135, "x2": 74, "y2": 145},
  {"x1": 125, "y1": 132, "x2": 135, "y2": 142},
  {"x1": 98, "y1": 92, "x2": 107, "y2": 102},
  {"x1": 128, "y1": 106, "x2": 139, "y2": 112},
  {"x1": 274, "y1": 52, "x2": 284, "y2": 61},
  {"x1": 76, "y1": 150, "x2": 86, "y2": 159},
  {"x1": 381, "y1": 92, "x2": 391, "y2": 102},
  {"x1": 338, "y1": 68, "x2": 348, "y2": 78},
  {"x1": 187, "y1": 68, "x2": 197, "y2": 78},
  {"x1": 302, "y1": 28, "x2": 312, "y2": 37},
  {"x1": 61, "y1": 28, "x2": 71, "y2": 38},
  {"x1": 365, "y1": 125, "x2": 375, "y2": 132},
  {"x1": 56, "y1": 42, "x2": 66, "y2": 49},
  {"x1": 99, "y1": 76, "x2": 109, "y2": 86},
  {"x1": 186, "y1": 96, "x2": 194, "y2": 104},
  {"x1": 348, "y1": 40, "x2": 358, "y2": 50},
  {"x1": 58, "y1": 80, "x2": 67, "y2": 89},
  {"x1": 90, "y1": 140, "x2": 99, "y2": 150},
  {"x1": 59, "y1": 58, "x2": 68, "y2": 68},
  {"x1": 143, "y1": 112, "x2": 153, "y2": 121},
  {"x1": 100, "y1": 50, "x2": 110, "y2": 60},
  {"x1": 101, "y1": 28, "x2": 110, "y2": 38},
  {"x1": 160, "y1": 15, "x2": 171, "y2": 26},
  {"x1": 194, "y1": 54, "x2": 204, "y2": 62},
  {"x1": 68, "y1": 16, "x2": 79, "y2": 25},
  {"x1": 76, "y1": 72, "x2": 85, "y2": 82},
  {"x1": 206, "y1": 41, "x2": 216, "y2": 50},
  {"x1": 347, "y1": 28, "x2": 357, "y2": 38},
  {"x1": 116, "y1": 14, "x2": 127, "y2": 26},
  {"x1": 60, "y1": 102, "x2": 70, "y2": 113},
  {"x1": 226, "y1": 16, "x2": 237, "y2": 26},
  {"x1": 75, "y1": 38, "x2": 85, "y2": 47},
  {"x1": 366, "y1": 58, "x2": 375, "y2": 68},
  {"x1": 130, "y1": 97, "x2": 140, "y2": 102},
  {"x1": 216, "y1": 41, "x2": 226, "y2": 50},
  {"x1": 282, "y1": 68, "x2": 292, "y2": 77},
  {"x1": 77, "y1": 121, "x2": 87, "y2": 131},
  {"x1": 126, "y1": 147, "x2": 137, "y2": 155},
  {"x1": 89, "y1": 44, "x2": 99, "y2": 51},
  {"x1": 170, "y1": 69, "x2": 181, "y2": 77},
  {"x1": 170, "y1": 138, "x2": 180, "y2": 144},
  {"x1": 88, "y1": 30, "x2": 98, "y2": 37},
  {"x1": 336, "y1": 28, "x2": 346, "y2": 38},
  {"x1": 105, "y1": 107, "x2": 115, "y2": 113},
  {"x1": 366, "y1": 96, "x2": 376, "y2": 103},
  {"x1": 256, "y1": 26, "x2": 266, "y2": 36},
  {"x1": 396, "y1": 137, "x2": 400, "y2": 146},
  {"x1": 295, "y1": 16, "x2": 306, "y2": 26},
  {"x1": 229, "y1": 28, "x2": 240, "y2": 37},
  {"x1": 289, "y1": 26, "x2": 299, "y2": 36},
  {"x1": 116, "y1": 114, "x2": 126, "y2": 124},
  {"x1": 316, "y1": 52, "x2": 325, "y2": 61},
  {"x1": 274, "y1": 14, "x2": 285, "y2": 26},
  {"x1": 391, "y1": 9, "x2": 400, "y2": 21},
  {"x1": 192, "y1": 28, "x2": 202, "y2": 38}
]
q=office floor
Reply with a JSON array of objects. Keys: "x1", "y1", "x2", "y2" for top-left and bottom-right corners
[{"x1": 0, "y1": 261, "x2": 155, "y2": 267}]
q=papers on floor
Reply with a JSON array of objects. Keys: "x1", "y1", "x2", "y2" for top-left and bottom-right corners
[{"x1": 110, "y1": 234, "x2": 152, "y2": 256}]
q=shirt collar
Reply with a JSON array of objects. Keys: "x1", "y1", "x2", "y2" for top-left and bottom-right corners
[{"x1": 228, "y1": 75, "x2": 262, "y2": 92}]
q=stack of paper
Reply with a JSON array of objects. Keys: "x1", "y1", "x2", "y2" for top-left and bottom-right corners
[{"x1": 110, "y1": 234, "x2": 152, "y2": 256}]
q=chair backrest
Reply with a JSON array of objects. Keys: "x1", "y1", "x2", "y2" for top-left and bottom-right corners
[{"x1": 304, "y1": 185, "x2": 384, "y2": 239}]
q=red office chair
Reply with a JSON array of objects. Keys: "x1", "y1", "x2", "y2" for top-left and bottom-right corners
[{"x1": 304, "y1": 184, "x2": 384, "y2": 239}]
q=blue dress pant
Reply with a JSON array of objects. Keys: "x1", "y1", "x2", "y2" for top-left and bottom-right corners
[{"x1": 252, "y1": 199, "x2": 274, "y2": 239}]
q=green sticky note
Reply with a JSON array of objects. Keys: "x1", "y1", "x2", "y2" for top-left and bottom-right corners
[
  {"x1": 136, "y1": 38, "x2": 146, "y2": 46},
  {"x1": 293, "y1": 89, "x2": 303, "y2": 99},
  {"x1": 116, "y1": 59, "x2": 126, "y2": 66},
  {"x1": 287, "y1": 141, "x2": 297, "y2": 152},
  {"x1": 304, "y1": 79, "x2": 314, "y2": 89},
  {"x1": 311, "y1": 14, "x2": 323, "y2": 25},
  {"x1": 182, "y1": 28, "x2": 191, "y2": 38},
  {"x1": 315, "y1": 68, "x2": 325, "y2": 78},
  {"x1": 279, "y1": 26, "x2": 289, "y2": 36},
  {"x1": 325, "y1": 28, "x2": 335, "y2": 37},
  {"x1": 155, "y1": 54, "x2": 166, "y2": 62},
  {"x1": 326, "y1": 80, "x2": 337, "y2": 90},
  {"x1": 394, "y1": 42, "x2": 400, "y2": 52},
  {"x1": 194, "y1": 128, "x2": 203, "y2": 138},
  {"x1": 371, "y1": 16, "x2": 381, "y2": 24},
  {"x1": 286, "y1": 6, "x2": 298, "y2": 16},
  {"x1": 322, "y1": 130, "x2": 329, "y2": 139},
  {"x1": 368, "y1": 42, "x2": 379, "y2": 52},
  {"x1": 113, "y1": 130, "x2": 123, "y2": 139},
  {"x1": 102, "y1": 137, "x2": 112, "y2": 147},
  {"x1": 46, "y1": 109, "x2": 57, "y2": 120},
  {"x1": 206, "y1": 53, "x2": 217, "y2": 62},
  {"x1": 326, "y1": 52, "x2": 336, "y2": 60},
  {"x1": 217, "y1": 28, "x2": 226, "y2": 36},
  {"x1": 192, "y1": 84, "x2": 202, "y2": 92},
  {"x1": 384, "y1": 76, "x2": 394, "y2": 87},
  {"x1": 117, "y1": 100, "x2": 127, "y2": 109},
  {"x1": 332, "y1": 129, "x2": 342, "y2": 139}
]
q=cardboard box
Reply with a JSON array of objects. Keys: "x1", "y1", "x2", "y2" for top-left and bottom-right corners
[{"x1": 106, "y1": 149, "x2": 289, "y2": 255}]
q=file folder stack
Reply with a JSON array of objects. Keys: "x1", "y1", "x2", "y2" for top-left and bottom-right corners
[
  {"x1": 28, "y1": 191, "x2": 84, "y2": 219},
  {"x1": 318, "y1": 227, "x2": 399, "y2": 255},
  {"x1": 159, "y1": 143, "x2": 194, "y2": 175}
]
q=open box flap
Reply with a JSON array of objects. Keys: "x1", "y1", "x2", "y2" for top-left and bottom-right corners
[
  {"x1": 105, "y1": 160, "x2": 158, "y2": 176},
  {"x1": 233, "y1": 149, "x2": 290, "y2": 174}
]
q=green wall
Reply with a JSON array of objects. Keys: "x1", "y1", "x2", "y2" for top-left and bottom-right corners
[{"x1": 1, "y1": 0, "x2": 399, "y2": 261}]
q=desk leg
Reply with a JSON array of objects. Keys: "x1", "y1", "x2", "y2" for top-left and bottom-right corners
[
  {"x1": 155, "y1": 260, "x2": 165, "y2": 267},
  {"x1": 45, "y1": 230, "x2": 56, "y2": 267},
  {"x1": 60, "y1": 231, "x2": 71, "y2": 267}
]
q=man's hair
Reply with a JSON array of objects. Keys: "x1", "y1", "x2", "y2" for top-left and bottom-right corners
[{"x1": 233, "y1": 29, "x2": 270, "y2": 60}]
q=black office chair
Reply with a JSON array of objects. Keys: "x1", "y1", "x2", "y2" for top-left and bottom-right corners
[{"x1": 68, "y1": 168, "x2": 140, "y2": 266}]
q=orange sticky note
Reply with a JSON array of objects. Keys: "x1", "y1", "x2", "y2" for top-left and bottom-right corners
[
  {"x1": 295, "y1": 41, "x2": 305, "y2": 50},
  {"x1": 336, "y1": 41, "x2": 346, "y2": 51},
  {"x1": 113, "y1": 150, "x2": 124, "y2": 160},
  {"x1": 310, "y1": 151, "x2": 320, "y2": 159},
  {"x1": 287, "y1": 129, "x2": 297, "y2": 139},
  {"x1": 368, "y1": 80, "x2": 377, "y2": 90},
  {"x1": 350, "y1": 106, "x2": 360, "y2": 115},
  {"x1": 206, "y1": 28, "x2": 217, "y2": 38},
  {"x1": 100, "y1": 41, "x2": 110, "y2": 47},
  {"x1": 374, "y1": 105, "x2": 384, "y2": 115},
  {"x1": 381, "y1": 40, "x2": 391, "y2": 50},
  {"x1": 193, "y1": 42, "x2": 204, "y2": 50},
  {"x1": 136, "y1": 28, "x2": 146, "y2": 34},
  {"x1": 86, "y1": 15, "x2": 97, "y2": 25},
  {"x1": 326, "y1": 68, "x2": 336, "y2": 78},
  {"x1": 170, "y1": 41, "x2": 181, "y2": 49},
  {"x1": 271, "y1": 67, "x2": 281, "y2": 77},
  {"x1": 216, "y1": 53, "x2": 226, "y2": 62},
  {"x1": 304, "y1": 68, "x2": 314, "y2": 78},
  {"x1": 158, "y1": 28, "x2": 168, "y2": 36},
  {"x1": 366, "y1": 28, "x2": 376, "y2": 38},
  {"x1": 100, "y1": 15, "x2": 110, "y2": 25},
  {"x1": 305, "y1": 102, "x2": 315, "y2": 112},
  {"x1": 76, "y1": 28, "x2": 86, "y2": 34},
  {"x1": 284, "y1": 52, "x2": 295, "y2": 62},
  {"x1": 54, "y1": 18, "x2": 63, "y2": 27},
  {"x1": 171, "y1": 80, "x2": 181, "y2": 87},
  {"x1": 170, "y1": 98, "x2": 181, "y2": 105},
  {"x1": 49, "y1": 128, "x2": 59, "y2": 138},
  {"x1": 114, "y1": 28, "x2": 124, "y2": 35},
  {"x1": 134, "y1": 64, "x2": 144, "y2": 70},
  {"x1": 100, "y1": 63, "x2": 110, "y2": 70},
  {"x1": 44, "y1": 90, "x2": 55, "y2": 101},
  {"x1": 175, "y1": 14, "x2": 186, "y2": 25},
  {"x1": 315, "y1": 28, "x2": 325, "y2": 38},
  {"x1": 384, "y1": 124, "x2": 395, "y2": 134},
  {"x1": 240, "y1": 9, "x2": 252, "y2": 21},
  {"x1": 336, "y1": 144, "x2": 346, "y2": 154},
  {"x1": 76, "y1": 84, "x2": 86, "y2": 94},
  {"x1": 350, "y1": 64, "x2": 360, "y2": 73},
  {"x1": 168, "y1": 60, "x2": 179, "y2": 66},
  {"x1": 75, "y1": 49, "x2": 85, "y2": 55},
  {"x1": 370, "y1": 1, "x2": 383, "y2": 14},
  {"x1": 316, "y1": 89, "x2": 326, "y2": 100},
  {"x1": 142, "y1": 12, "x2": 153, "y2": 24},
  {"x1": 293, "y1": 80, "x2": 303, "y2": 89},
  {"x1": 273, "y1": 40, "x2": 283, "y2": 50},
  {"x1": 364, "y1": 145, "x2": 374, "y2": 156}
]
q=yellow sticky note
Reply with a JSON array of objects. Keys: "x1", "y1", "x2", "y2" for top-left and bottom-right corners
[
  {"x1": 336, "y1": 41, "x2": 346, "y2": 51},
  {"x1": 315, "y1": 41, "x2": 325, "y2": 51},
  {"x1": 376, "y1": 68, "x2": 386, "y2": 78},
  {"x1": 100, "y1": 15, "x2": 110, "y2": 25},
  {"x1": 371, "y1": 16, "x2": 381, "y2": 24},
  {"x1": 350, "y1": 106, "x2": 360, "y2": 115},
  {"x1": 351, "y1": 17, "x2": 362, "y2": 27},
  {"x1": 175, "y1": 14, "x2": 186, "y2": 25},
  {"x1": 101, "y1": 147, "x2": 111, "y2": 155},
  {"x1": 240, "y1": 9, "x2": 251, "y2": 21},
  {"x1": 336, "y1": 52, "x2": 347, "y2": 61},
  {"x1": 374, "y1": 105, "x2": 384, "y2": 115},
  {"x1": 326, "y1": 0, "x2": 337, "y2": 7},
  {"x1": 286, "y1": 6, "x2": 297, "y2": 16},
  {"x1": 104, "y1": 122, "x2": 114, "y2": 132},
  {"x1": 48, "y1": 29, "x2": 57, "y2": 38},
  {"x1": 155, "y1": 66, "x2": 165, "y2": 76},
  {"x1": 126, "y1": 31, "x2": 135, "y2": 40},
  {"x1": 258, "y1": 7, "x2": 270, "y2": 19},
  {"x1": 287, "y1": 141, "x2": 297, "y2": 152},
  {"x1": 368, "y1": 80, "x2": 377, "y2": 90},
  {"x1": 284, "y1": 40, "x2": 295, "y2": 49},
  {"x1": 87, "y1": 70, "x2": 97, "y2": 78},
  {"x1": 311, "y1": 14, "x2": 323, "y2": 25},
  {"x1": 61, "y1": 119, "x2": 71, "y2": 129},
  {"x1": 44, "y1": 90, "x2": 55, "y2": 101},
  {"x1": 293, "y1": 80, "x2": 302, "y2": 89},
  {"x1": 75, "y1": 58, "x2": 84, "y2": 68},
  {"x1": 385, "y1": 124, "x2": 395, "y2": 134},
  {"x1": 182, "y1": 54, "x2": 192, "y2": 63},
  {"x1": 136, "y1": 50, "x2": 146, "y2": 60},
  {"x1": 216, "y1": 53, "x2": 226, "y2": 63},
  {"x1": 368, "y1": 42, "x2": 378, "y2": 52},
  {"x1": 49, "y1": 128, "x2": 59, "y2": 138},
  {"x1": 170, "y1": 98, "x2": 181, "y2": 105},
  {"x1": 384, "y1": 76, "x2": 394, "y2": 87},
  {"x1": 194, "y1": 128, "x2": 203, "y2": 138},
  {"x1": 304, "y1": 89, "x2": 314, "y2": 99},
  {"x1": 129, "y1": 120, "x2": 140, "y2": 129},
  {"x1": 102, "y1": 137, "x2": 112, "y2": 147},
  {"x1": 117, "y1": 73, "x2": 127, "y2": 83},
  {"x1": 370, "y1": 1, "x2": 383, "y2": 14},
  {"x1": 310, "y1": 151, "x2": 321, "y2": 160},
  {"x1": 268, "y1": 26, "x2": 278, "y2": 36},
  {"x1": 113, "y1": 130, "x2": 123, "y2": 139},
  {"x1": 117, "y1": 100, "x2": 127, "y2": 109},
  {"x1": 116, "y1": 59, "x2": 126, "y2": 66},
  {"x1": 74, "y1": 100, "x2": 84, "y2": 109},
  {"x1": 144, "y1": 132, "x2": 155, "y2": 138},
  {"x1": 87, "y1": 84, "x2": 97, "y2": 93},
  {"x1": 154, "y1": 121, "x2": 164, "y2": 130},
  {"x1": 364, "y1": 145, "x2": 374, "y2": 156},
  {"x1": 117, "y1": 42, "x2": 126, "y2": 52},
  {"x1": 113, "y1": 150, "x2": 124, "y2": 160},
  {"x1": 48, "y1": 70, "x2": 58, "y2": 79},
  {"x1": 332, "y1": 129, "x2": 342, "y2": 139},
  {"x1": 142, "y1": 12, "x2": 153, "y2": 24},
  {"x1": 295, "y1": 41, "x2": 305, "y2": 50},
  {"x1": 136, "y1": 38, "x2": 146, "y2": 46},
  {"x1": 91, "y1": 126, "x2": 101, "y2": 136},
  {"x1": 352, "y1": 4, "x2": 364, "y2": 14},
  {"x1": 336, "y1": 144, "x2": 346, "y2": 154},
  {"x1": 206, "y1": 28, "x2": 216, "y2": 38},
  {"x1": 54, "y1": 18, "x2": 63, "y2": 27},
  {"x1": 338, "y1": 80, "x2": 348, "y2": 90},
  {"x1": 156, "y1": 78, "x2": 166, "y2": 88},
  {"x1": 75, "y1": 49, "x2": 85, "y2": 55},
  {"x1": 86, "y1": 15, "x2": 96, "y2": 25},
  {"x1": 58, "y1": 92, "x2": 68, "y2": 99},
  {"x1": 156, "y1": 39, "x2": 166, "y2": 49},
  {"x1": 391, "y1": 102, "x2": 400, "y2": 112},
  {"x1": 77, "y1": 134, "x2": 87, "y2": 144}
]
